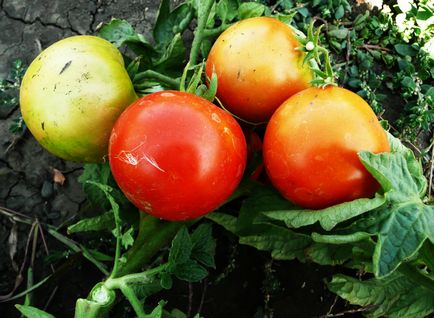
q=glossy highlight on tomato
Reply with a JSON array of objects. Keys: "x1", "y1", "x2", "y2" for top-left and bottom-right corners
[
  {"x1": 109, "y1": 91, "x2": 247, "y2": 221},
  {"x1": 20, "y1": 35, "x2": 137, "y2": 162},
  {"x1": 206, "y1": 16, "x2": 312, "y2": 123},
  {"x1": 263, "y1": 86, "x2": 390, "y2": 209}
]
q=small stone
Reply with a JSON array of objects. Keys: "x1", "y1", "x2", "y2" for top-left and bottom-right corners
[{"x1": 41, "y1": 181, "x2": 54, "y2": 199}]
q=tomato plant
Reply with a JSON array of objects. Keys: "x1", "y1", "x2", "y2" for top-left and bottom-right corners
[
  {"x1": 205, "y1": 16, "x2": 313, "y2": 123},
  {"x1": 20, "y1": 35, "x2": 137, "y2": 162},
  {"x1": 263, "y1": 86, "x2": 390, "y2": 209},
  {"x1": 109, "y1": 90, "x2": 247, "y2": 221}
]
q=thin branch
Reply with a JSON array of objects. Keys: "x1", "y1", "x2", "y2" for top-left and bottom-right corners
[{"x1": 359, "y1": 44, "x2": 390, "y2": 52}]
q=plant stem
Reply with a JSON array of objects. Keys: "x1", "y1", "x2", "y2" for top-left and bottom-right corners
[
  {"x1": 120, "y1": 285, "x2": 147, "y2": 318},
  {"x1": 116, "y1": 214, "x2": 185, "y2": 277},
  {"x1": 203, "y1": 23, "x2": 233, "y2": 37},
  {"x1": 134, "y1": 70, "x2": 180, "y2": 90},
  {"x1": 105, "y1": 264, "x2": 167, "y2": 289},
  {"x1": 189, "y1": 0, "x2": 216, "y2": 66}
]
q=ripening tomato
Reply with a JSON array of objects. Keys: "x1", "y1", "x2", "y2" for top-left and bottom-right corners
[
  {"x1": 20, "y1": 35, "x2": 137, "y2": 162},
  {"x1": 109, "y1": 91, "x2": 247, "y2": 221},
  {"x1": 263, "y1": 86, "x2": 390, "y2": 209},
  {"x1": 205, "y1": 16, "x2": 312, "y2": 123}
]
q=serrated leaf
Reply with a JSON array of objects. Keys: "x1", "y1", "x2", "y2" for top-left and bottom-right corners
[
  {"x1": 67, "y1": 211, "x2": 115, "y2": 234},
  {"x1": 174, "y1": 259, "x2": 208, "y2": 282},
  {"x1": 306, "y1": 243, "x2": 354, "y2": 266},
  {"x1": 238, "y1": 2, "x2": 265, "y2": 19},
  {"x1": 264, "y1": 194, "x2": 385, "y2": 231},
  {"x1": 205, "y1": 212, "x2": 237, "y2": 233},
  {"x1": 15, "y1": 305, "x2": 55, "y2": 318},
  {"x1": 78, "y1": 164, "x2": 139, "y2": 226},
  {"x1": 207, "y1": 187, "x2": 311, "y2": 261},
  {"x1": 78, "y1": 163, "x2": 112, "y2": 208},
  {"x1": 97, "y1": 19, "x2": 154, "y2": 56},
  {"x1": 372, "y1": 202, "x2": 434, "y2": 277},
  {"x1": 239, "y1": 223, "x2": 311, "y2": 261},
  {"x1": 328, "y1": 273, "x2": 434, "y2": 318},
  {"x1": 153, "y1": 33, "x2": 186, "y2": 73},
  {"x1": 216, "y1": 0, "x2": 239, "y2": 22},
  {"x1": 191, "y1": 224, "x2": 216, "y2": 269},
  {"x1": 168, "y1": 227, "x2": 192, "y2": 269},
  {"x1": 359, "y1": 151, "x2": 425, "y2": 203},
  {"x1": 121, "y1": 227, "x2": 135, "y2": 249},
  {"x1": 154, "y1": 2, "x2": 193, "y2": 45},
  {"x1": 355, "y1": 135, "x2": 433, "y2": 278}
]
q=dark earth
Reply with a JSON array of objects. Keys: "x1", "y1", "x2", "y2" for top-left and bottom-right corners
[{"x1": 0, "y1": 1, "x2": 372, "y2": 317}]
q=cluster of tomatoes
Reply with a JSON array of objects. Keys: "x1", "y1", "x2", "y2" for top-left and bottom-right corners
[{"x1": 19, "y1": 17, "x2": 390, "y2": 221}]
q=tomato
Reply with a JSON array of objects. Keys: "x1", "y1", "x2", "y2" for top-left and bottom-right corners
[
  {"x1": 109, "y1": 91, "x2": 247, "y2": 221},
  {"x1": 205, "y1": 16, "x2": 312, "y2": 123},
  {"x1": 20, "y1": 35, "x2": 137, "y2": 162},
  {"x1": 263, "y1": 86, "x2": 390, "y2": 209}
]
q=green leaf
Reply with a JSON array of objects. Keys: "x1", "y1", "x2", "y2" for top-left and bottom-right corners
[
  {"x1": 154, "y1": 1, "x2": 193, "y2": 45},
  {"x1": 328, "y1": 273, "x2": 434, "y2": 318},
  {"x1": 168, "y1": 227, "x2": 192, "y2": 269},
  {"x1": 78, "y1": 163, "x2": 112, "y2": 208},
  {"x1": 394, "y1": 44, "x2": 418, "y2": 57},
  {"x1": 238, "y1": 223, "x2": 311, "y2": 261},
  {"x1": 160, "y1": 272, "x2": 173, "y2": 289},
  {"x1": 191, "y1": 224, "x2": 216, "y2": 269},
  {"x1": 205, "y1": 212, "x2": 237, "y2": 233},
  {"x1": 97, "y1": 19, "x2": 154, "y2": 55},
  {"x1": 15, "y1": 305, "x2": 55, "y2": 318},
  {"x1": 372, "y1": 202, "x2": 434, "y2": 278},
  {"x1": 334, "y1": 5, "x2": 345, "y2": 19},
  {"x1": 201, "y1": 66, "x2": 218, "y2": 101},
  {"x1": 153, "y1": 33, "x2": 186, "y2": 73},
  {"x1": 359, "y1": 150, "x2": 425, "y2": 202},
  {"x1": 67, "y1": 211, "x2": 115, "y2": 234},
  {"x1": 211, "y1": 185, "x2": 312, "y2": 261},
  {"x1": 307, "y1": 243, "x2": 355, "y2": 266},
  {"x1": 311, "y1": 232, "x2": 373, "y2": 244},
  {"x1": 328, "y1": 28, "x2": 348, "y2": 39},
  {"x1": 216, "y1": 0, "x2": 239, "y2": 22},
  {"x1": 354, "y1": 135, "x2": 433, "y2": 278},
  {"x1": 78, "y1": 164, "x2": 138, "y2": 225},
  {"x1": 121, "y1": 226, "x2": 135, "y2": 249},
  {"x1": 264, "y1": 194, "x2": 385, "y2": 231},
  {"x1": 146, "y1": 300, "x2": 166, "y2": 318},
  {"x1": 174, "y1": 259, "x2": 208, "y2": 282},
  {"x1": 238, "y1": 2, "x2": 265, "y2": 19}
]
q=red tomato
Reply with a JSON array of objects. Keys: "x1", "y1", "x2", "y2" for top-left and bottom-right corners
[
  {"x1": 263, "y1": 87, "x2": 390, "y2": 209},
  {"x1": 206, "y1": 17, "x2": 312, "y2": 123},
  {"x1": 109, "y1": 91, "x2": 247, "y2": 221}
]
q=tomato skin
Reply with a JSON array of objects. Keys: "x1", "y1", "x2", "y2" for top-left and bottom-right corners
[
  {"x1": 109, "y1": 91, "x2": 247, "y2": 221},
  {"x1": 263, "y1": 86, "x2": 390, "y2": 209},
  {"x1": 206, "y1": 17, "x2": 312, "y2": 123},
  {"x1": 20, "y1": 35, "x2": 137, "y2": 162}
]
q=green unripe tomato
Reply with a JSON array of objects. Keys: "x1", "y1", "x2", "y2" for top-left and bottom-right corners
[{"x1": 20, "y1": 35, "x2": 138, "y2": 162}]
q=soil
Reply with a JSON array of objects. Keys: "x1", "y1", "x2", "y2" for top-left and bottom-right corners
[{"x1": 0, "y1": 1, "x2": 370, "y2": 317}]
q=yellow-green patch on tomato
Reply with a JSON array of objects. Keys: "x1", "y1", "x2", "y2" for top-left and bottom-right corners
[{"x1": 20, "y1": 35, "x2": 138, "y2": 162}]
